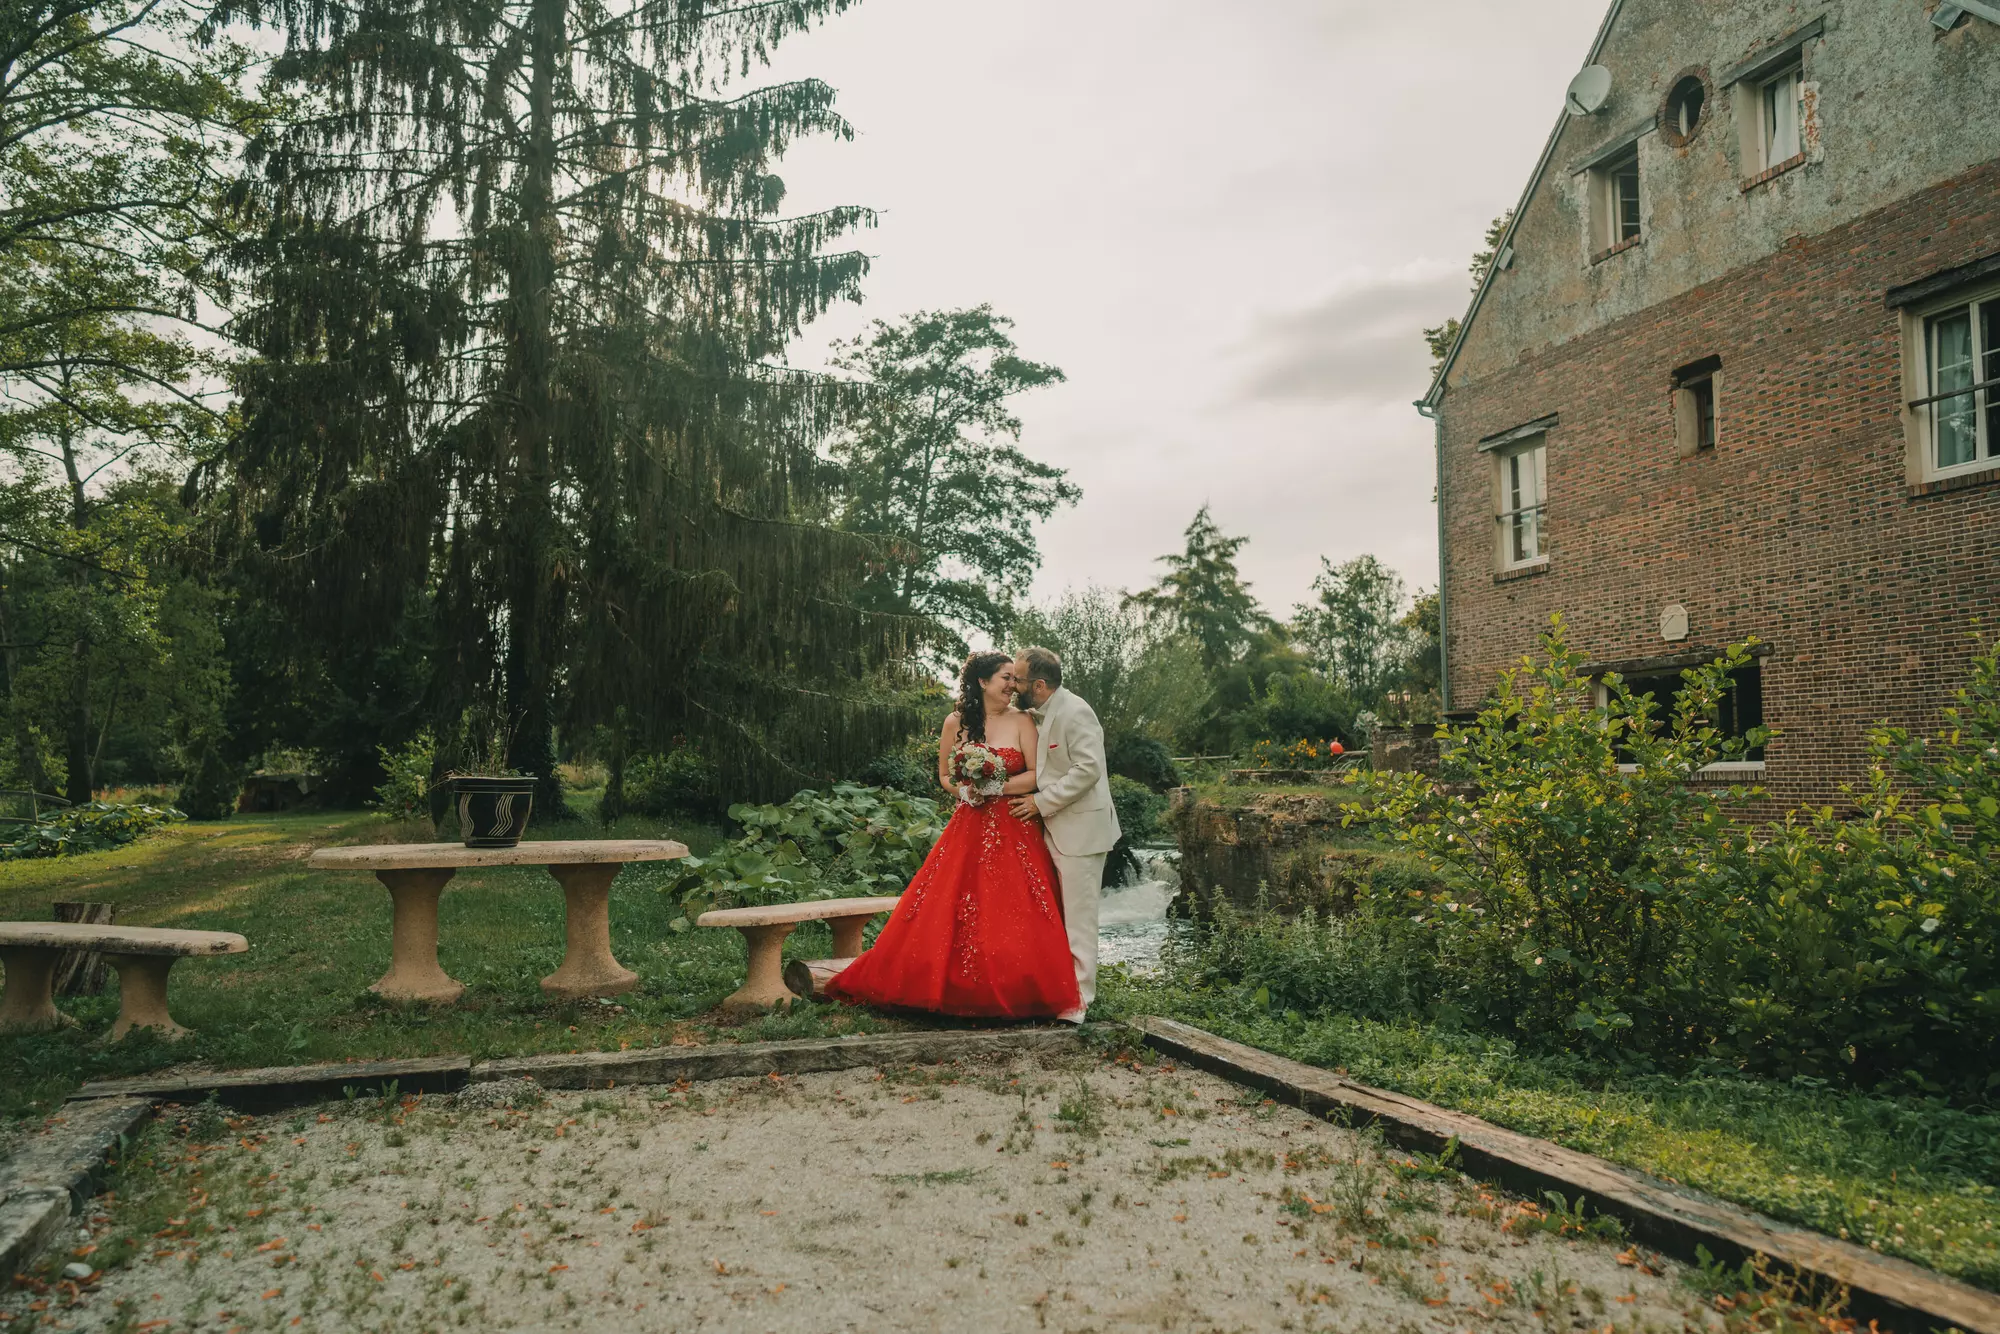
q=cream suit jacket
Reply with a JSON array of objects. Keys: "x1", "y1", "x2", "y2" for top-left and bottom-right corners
[{"x1": 1032, "y1": 688, "x2": 1122, "y2": 857}]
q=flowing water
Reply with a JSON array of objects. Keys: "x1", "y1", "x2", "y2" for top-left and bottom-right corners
[{"x1": 1097, "y1": 845, "x2": 1189, "y2": 975}]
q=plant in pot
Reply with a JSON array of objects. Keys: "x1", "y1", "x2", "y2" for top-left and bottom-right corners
[{"x1": 449, "y1": 770, "x2": 538, "y2": 847}]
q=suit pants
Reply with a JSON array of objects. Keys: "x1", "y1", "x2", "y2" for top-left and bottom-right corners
[{"x1": 1046, "y1": 845, "x2": 1106, "y2": 1011}]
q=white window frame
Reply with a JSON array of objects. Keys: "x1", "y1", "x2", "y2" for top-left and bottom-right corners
[
  {"x1": 1493, "y1": 437, "x2": 1547, "y2": 570},
  {"x1": 1593, "y1": 149, "x2": 1641, "y2": 251},
  {"x1": 1906, "y1": 281, "x2": 2000, "y2": 481},
  {"x1": 1756, "y1": 62, "x2": 1805, "y2": 169}
]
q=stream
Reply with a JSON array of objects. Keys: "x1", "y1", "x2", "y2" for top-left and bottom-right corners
[{"x1": 1097, "y1": 845, "x2": 1188, "y2": 975}]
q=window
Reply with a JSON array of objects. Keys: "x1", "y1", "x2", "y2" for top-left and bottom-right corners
[
  {"x1": 1664, "y1": 75, "x2": 1708, "y2": 143},
  {"x1": 1672, "y1": 356, "x2": 1722, "y2": 456},
  {"x1": 1919, "y1": 293, "x2": 2000, "y2": 474},
  {"x1": 1596, "y1": 148, "x2": 1641, "y2": 249},
  {"x1": 1605, "y1": 662, "x2": 1765, "y2": 764},
  {"x1": 1758, "y1": 63, "x2": 1804, "y2": 167},
  {"x1": 1494, "y1": 438, "x2": 1546, "y2": 568}
]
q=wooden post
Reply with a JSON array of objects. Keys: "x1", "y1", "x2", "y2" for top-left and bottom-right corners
[{"x1": 52, "y1": 902, "x2": 115, "y2": 996}]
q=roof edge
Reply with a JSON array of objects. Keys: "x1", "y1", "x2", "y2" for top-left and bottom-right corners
[{"x1": 1419, "y1": 0, "x2": 1627, "y2": 411}]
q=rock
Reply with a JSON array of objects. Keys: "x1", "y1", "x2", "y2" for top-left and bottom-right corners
[
  {"x1": 62, "y1": 1262, "x2": 92, "y2": 1280},
  {"x1": 455, "y1": 1078, "x2": 545, "y2": 1111}
]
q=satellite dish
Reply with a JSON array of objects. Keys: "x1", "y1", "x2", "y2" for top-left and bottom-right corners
[{"x1": 1565, "y1": 65, "x2": 1612, "y2": 116}]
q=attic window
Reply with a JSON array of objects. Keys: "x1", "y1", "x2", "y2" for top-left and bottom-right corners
[{"x1": 1664, "y1": 76, "x2": 1708, "y2": 143}]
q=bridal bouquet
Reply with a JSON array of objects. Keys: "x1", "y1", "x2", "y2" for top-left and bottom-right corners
[{"x1": 951, "y1": 743, "x2": 1009, "y2": 807}]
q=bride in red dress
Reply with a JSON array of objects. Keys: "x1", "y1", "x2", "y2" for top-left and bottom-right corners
[{"x1": 825, "y1": 651, "x2": 1081, "y2": 1020}]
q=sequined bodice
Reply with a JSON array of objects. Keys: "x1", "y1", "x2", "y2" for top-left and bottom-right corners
[{"x1": 988, "y1": 745, "x2": 1027, "y2": 776}]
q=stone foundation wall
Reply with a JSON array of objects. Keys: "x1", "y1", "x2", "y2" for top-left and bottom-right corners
[{"x1": 1168, "y1": 790, "x2": 1439, "y2": 919}]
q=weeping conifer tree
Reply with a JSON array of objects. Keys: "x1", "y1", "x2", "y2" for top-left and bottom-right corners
[{"x1": 215, "y1": 0, "x2": 935, "y2": 803}]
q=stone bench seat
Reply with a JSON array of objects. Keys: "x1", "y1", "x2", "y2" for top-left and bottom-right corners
[
  {"x1": 0, "y1": 923, "x2": 248, "y2": 1039},
  {"x1": 695, "y1": 897, "x2": 899, "y2": 1013}
]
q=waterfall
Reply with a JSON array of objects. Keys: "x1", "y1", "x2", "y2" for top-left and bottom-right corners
[{"x1": 1098, "y1": 845, "x2": 1186, "y2": 974}]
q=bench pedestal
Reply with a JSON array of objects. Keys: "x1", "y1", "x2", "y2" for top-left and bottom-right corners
[
  {"x1": 373, "y1": 869, "x2": 465, "y2": 1003},
  {"x1": 105, "y1": 954, "x2": 188, "y2": 1039},
  {"x1": 721, "y1": 923, "x2": 798, "y2": 1014},
  {"x1": 0, "y1": 947, "x2": 72, "y2": 1034},
  {"x1": 541, "y1": 865, "x2": 639, "y2": 1000}
]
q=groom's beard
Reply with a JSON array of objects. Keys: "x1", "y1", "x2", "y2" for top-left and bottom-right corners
[{"x1": 1015, "y1": 689, "x2": 1034, "y2": 711}]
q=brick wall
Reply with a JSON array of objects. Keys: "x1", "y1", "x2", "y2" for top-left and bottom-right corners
[{"x1": 1438, "y1": 158, "x2": 2000, "y2": 813}]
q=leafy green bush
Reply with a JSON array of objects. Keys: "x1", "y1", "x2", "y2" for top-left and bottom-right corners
[
  {"x1": 1343, "y1": 614, "x2": 1764, "y2": 1054},
  {"x1": 1693, "y1": 634, "x2": 2000, "y2": 1095},
  {"x1": 372, "y1": 731, "x2": 435, "y2": 822},
  {"x1": 1108, "y1": 734, "x2": 1180, "y2": 792},
  {"x1": 178, "y1": 744, "x2": 240, "y2": 821},
  {"x1": 1163, "y1": 897, "x2": 1437, "y2": 1023},
  {"x1": 858, "y1": 747, "x2": 939, "y2": 799},
  {"x1": 2, "y1": 800, "x2": 187, "y2": 859},
  {"x1": 1245, "y1": 737, "x2": 1349, "y2": 771},
  {"x1": 623, "y1": 747, "x2": 718, "y2": 817},
  {"x1": 660, "y1": 784, "x2": 944, "y2": 928},
  {"x1": 1107, "y1": 774, "x2": 1169, "y2": 885}
]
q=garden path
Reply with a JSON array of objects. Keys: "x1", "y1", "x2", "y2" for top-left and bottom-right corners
[{"x1": 21, "y1": 1048, "x2": 1727, "y2": 1332}]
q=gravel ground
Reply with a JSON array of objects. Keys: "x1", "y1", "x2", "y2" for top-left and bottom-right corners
[{"x1": 11, "y1": 1047, "x2": 1728, "y2": 1333}]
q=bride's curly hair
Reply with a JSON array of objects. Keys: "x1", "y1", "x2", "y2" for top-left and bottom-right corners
[{"x1": 955, "y1": 651, "x2": 1014, "y2": 745}]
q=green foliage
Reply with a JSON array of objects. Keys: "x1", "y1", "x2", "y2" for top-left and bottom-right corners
[
  {"x1": 1108, "y1": 734, "x2": 1180, "y2": 792},
  {"x1": 1345, "y1": 615, "x2": 1765, "y2": 1053},
  {"x1": 1291, "y1": 554, "x2": 1407, "y2": 701},
  {"x1": 660, "y1": 784, "x2": 945, "y2": 927},
  {"x1": 622, "y1": 748, "x2": 719, "y2": 819},
  {"x1": 1161, "y1": 897, "x2": 1437, "y2": 1023},
  {"x1": 371, "y1": 731, "x2": 435, "y2": 823},
  {"x1": 177, "y1": 743, "x2": 240, "y2": 822},
  {"x1": 1246, "y1": 738, "x2": 1349, "y2": 771},
  {"x1": 831, "y1": 306, "x2": 1075, "y2": 645},
  {"x1": 1124, "y1": 507, "x2": 1271, "y2": 672},
  {"x1": 1691, "y1": 632, "x2": 2000, "y2": 1094},
  {"x1": 2, "y1": 800, "x2": 186, "y2": 859},
  {"x1": 222, "y1": 0, "x2": 926, "y2": 807},
  {"x1": 1107, "y1": 774, "x2": 1168, "y2": 885},
  {"x1": 1014, "y1": 585, "x2": 1207, "y2": 758}
]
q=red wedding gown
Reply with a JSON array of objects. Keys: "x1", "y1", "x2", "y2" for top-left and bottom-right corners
[{"x1": 825, "y1": 746, "x2": 1081, "y2": 1019}]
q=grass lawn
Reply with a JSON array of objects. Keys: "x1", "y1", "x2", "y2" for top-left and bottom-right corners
[
  {"x1": 1095, "y1": 972, "x2": 2000, "y2": 1291},
  {"x1": 0, "y1": 804, "x2": 925, "y2": 1119}
]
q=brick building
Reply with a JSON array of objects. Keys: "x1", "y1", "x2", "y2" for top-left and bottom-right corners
[{"x1": 1420, "y1": 0, "x2": 2000, "y2": 810}]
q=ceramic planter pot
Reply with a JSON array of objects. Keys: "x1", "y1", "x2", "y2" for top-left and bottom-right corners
[{"x1": 453, "y1": 775, "x2": 537, "y2": 848}]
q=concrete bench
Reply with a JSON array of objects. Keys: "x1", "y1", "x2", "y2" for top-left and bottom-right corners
[
  {"x1": 694, "y1": 897, "x2": 899, "y2": 1014},
  {"x1": 0, "y1": 924, "x2": 248, "y2": 1039}
]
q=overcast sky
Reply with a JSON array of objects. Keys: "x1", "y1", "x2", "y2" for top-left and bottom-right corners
[{"x1": 765, "y1": 0, "x2": 1607, "y2": 624}]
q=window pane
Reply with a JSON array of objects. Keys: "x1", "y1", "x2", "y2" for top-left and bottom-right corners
[
  {"x1": 1764, "y1": 70, "x2": 1802, "y2": 162},
  {"x1": 1984, "y1": 301, "x2": 1999, "y2": 460},
  {"x1": 1615, "y1": 160, "x2": 1640, "y2": 240},
  {"x1": 1931, "y1": 307, "x2": 1976, "y2": 469}
]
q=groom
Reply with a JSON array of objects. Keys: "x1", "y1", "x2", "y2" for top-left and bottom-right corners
[{"x1": 1009, "y1": 646, "x2": 1120, "y2": 1023}]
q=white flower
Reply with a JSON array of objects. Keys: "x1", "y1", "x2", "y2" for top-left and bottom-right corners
[{"x1": 1921, "y1": 917, "x2": 1940, "y2": 934}]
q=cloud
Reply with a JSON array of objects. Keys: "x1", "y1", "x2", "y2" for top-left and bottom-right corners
[{"x1": 1232, "y1": 266, "x2": 1472, "y2": 406}]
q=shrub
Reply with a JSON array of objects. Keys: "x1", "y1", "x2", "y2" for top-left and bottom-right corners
[
  {"x1": 372, "y1": 731, "x2": 435, "y2": 823},
  {"x1": 1697, "y1": 633, "x2": 2000, "y2": 1095},
  {"x1": 178, "y1": 744, "x2": 240, "y2": 821},
  {"x1": 2, "y1": 800, "x2": 187, "y2": 859},
  {"x1": 1108, "y1": 734, "x2": 1180, "y2": 792},
  {"x1": 1245, "y1": 737, "x2": 1349, "y2": 771},
  {"x1": 659, "y1": 784, "x2": 944, "y2": 927},
  {"x1": 858, "y1": 747, "x2": 938, "y2": 799},
  {"x1": 1342, "y1": 614, "x2": 1763, "y2": 1056},
  {"x1": 1161, "y1": 897, "x2": 1436, "y2": 1024},
  {"x1": 623, "y1": 747, "x2": 718, "y2": 817},
  {"x1": 1107, "y1": 774, "x2": 1169, "y2": 886}
]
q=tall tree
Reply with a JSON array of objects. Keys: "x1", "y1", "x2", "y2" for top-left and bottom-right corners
[
  {"x1": 1, "y1": 3, "x2": 243, "y2": 802},
  {"x1": 220, "y1": 0, "x2": 927, "y2": 803},
  {"x1": 830, "y1": 305, "x2": 1073, "y2": 646},
  {"x1": 1124, "y1": 506, "x2": 1268, "y2": 671},
  {"x1": 1292, "y1": 553, "x2": 1407, "y2": 702}
]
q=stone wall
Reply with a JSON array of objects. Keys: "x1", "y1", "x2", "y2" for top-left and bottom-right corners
[{"x1": 1168, "y1": 789, "x2": 1438, "y2": 919}]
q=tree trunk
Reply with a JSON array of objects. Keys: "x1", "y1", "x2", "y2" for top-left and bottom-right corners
[
  {"x1": 58, "y1": 404, "x2": 93, "y2": 806},
  {"x1": 52, "y1": 901, "x2": 115, "y2": 996},
  {"x1": 501, "y1": 0, "x2": 570, "y2": 819}
]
